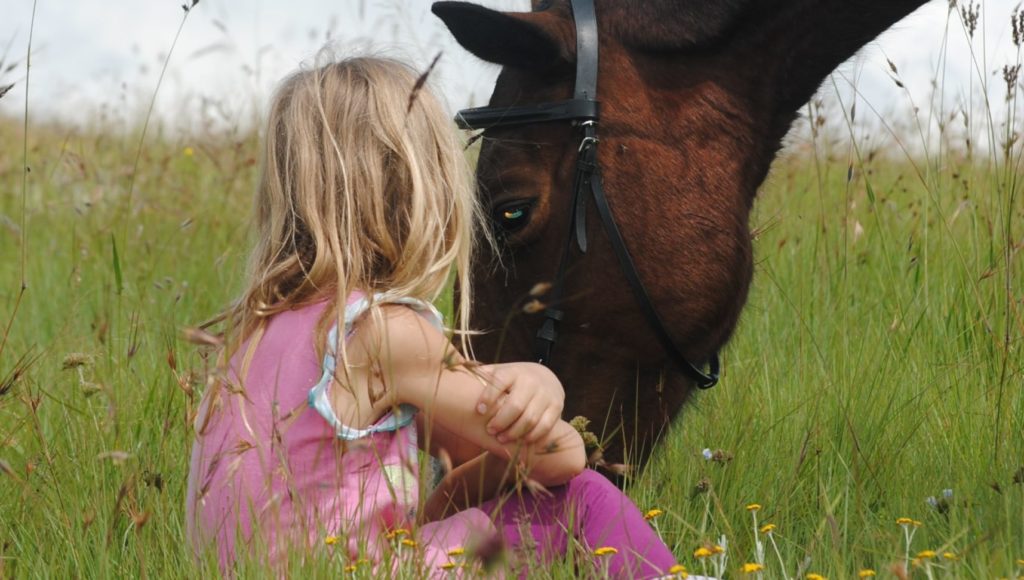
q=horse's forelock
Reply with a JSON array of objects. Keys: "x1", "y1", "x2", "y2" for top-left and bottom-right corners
[{"x1": 602, "y1": 0, "x2": 754, "y2": 51}]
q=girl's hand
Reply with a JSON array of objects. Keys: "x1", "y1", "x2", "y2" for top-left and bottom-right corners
[{"x1": 473, "y1": 362, "x2": 565, "y2": 445}]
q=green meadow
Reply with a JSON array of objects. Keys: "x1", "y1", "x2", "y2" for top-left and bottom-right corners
[{"x1": 1, "y1": 16, "x2": 1023, "y2": 580}]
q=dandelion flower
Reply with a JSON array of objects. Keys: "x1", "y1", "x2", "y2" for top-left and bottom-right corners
[
  {"x1": 806, "y1": 574, "x2": 826, "y2": 580},
  {"x1": 1016, "y1": 558, "x2": 1024, "y2": 565},
  {"x1": 447, "y1": 547, "x2": 465, "y2": 557},
  {"x1": 645, "y1": 508, "x2": 664, "y2": 520},
  {"x1": 896, "y1": 517, "x2": 913, "y2": 525},
  {"x1": 942, "y1": 552, "x2": 958, "y2": 561},
  {"x1": 594, "y1": 546, "x2": 619, "y2": 556},
  {"x1": 439, "y1": 562, "x2": 457, "y2": 571},
  {"x1": 760, "y1": 523, "x2": 776, "y2": 534},
  {"x1": 746, "y1": 503, "x2": 762, "y2": 512},
  {"x1": 917, "y1": 550, "x2": 937, "y2": 559},
  {"x1": 401, "y1": 538, "x2": 417, "y2": 548},
  {"x1": 741, "y1": 563, "x2": 764, "y2": 573},
  {"x1": 693, "y1": 547, "x2": 713, "y2": 558},
  {"x1": 912, "y1": 520, "x2": 923, "y2": 527},
  {"x1": 324, "y1": 535, "x2": 339, "y2": 545},
  {"x1": 711, "y1": 544, "x2": 725, "y2": 554},
  {"x1": 858, "y1": 570, "x2": 876, "y2": 578},
  {"x1": 386, "y1": 528, "x2": 411, "y2": 540},
  {"x1": 343, "y1": 564, "x2": 357, "y2": 573},
  {"x1": 668, "y1": 564, "x2": 689, "y2": 578},
  {"x1": 183, "y1": 147, "x2": 194, "y2": 157}
]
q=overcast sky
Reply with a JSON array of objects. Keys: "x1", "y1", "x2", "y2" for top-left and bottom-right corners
[{"x1": 1, "y1": 0, "x2": 1021, "y2": 134}]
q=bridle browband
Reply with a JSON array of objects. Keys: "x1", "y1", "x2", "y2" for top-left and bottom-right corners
[{"x1": 454, "y1": 0, "x2": 720, "y2": 389}]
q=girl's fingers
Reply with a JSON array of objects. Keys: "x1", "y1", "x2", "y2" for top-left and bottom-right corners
[
  {"x1": 524, "y1": 407, "x2": 561, "y2": 444},
  {"x1": 486, "y1": 390, "x2": 528, "y2": 436},
  {"x1": 474, "y1": 367, "x2": 513, "y2": 415},
  {"x1": 496, "y1": 397, "x2": 547, "y2": 443}
]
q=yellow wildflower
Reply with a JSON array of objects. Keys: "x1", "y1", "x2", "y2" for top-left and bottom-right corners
[
  {"x1": 386, "y1": 528, "x2": 411, "y2": 540},
  {"x1": 668, "y1": 564, "x2": 689, "y2": 578},
  {"x1": 447, "y1": 546, "x2": 465, "y2": 557},
  {"x1": 913, "y1": 520, "x2": 923, "y2": 527},
  {"x1": 401, "y1": 538, "x2": 417, "y2": 548},
  {"x1": 343, "y1": 564, "x2": 357, "y2": 573},
  {"x1": 594, "y1": 546, "x2": 619, "y2": 556},
  {"x1": 858, "y1": 570, "x2": 876, "y2": 578},
  {"x1": 324, "y1": 535, "x2": 339, "y2": 545},
  {"x1": 645, "y1": 508, "x2": 664, "y2": 520},
  {"x1": 741, "y1": 563, "x2": 765, "y2": 573},
  {"x1": 711, "y1": 544, "x2": 725, "y2": 554},
  {"x1": 745, "y1": 503, "x2": 762, "y2": 512},
  {"x1": 806, "y1": 574, "x2": 826, "y2": 580},
  {"x1": 760, "y1": 523, "x2": 776, "y2": 534},
  {"x1": 943, "y1": 552, "x2": 958, "y2": 561},
  {"x1": 183, "y1": 147, "x2": 194, "y2": 157},
  {"x1": 895, "y1": 517, "x2": 913, "y2": 525},
  {"x1": 439, "y1": 562, "x2": 457, "y2": 570},
  {"x1": 693, "y1": 547, "x2": 713, "y2": 558},
  {"x1": 1016, "y1": 559, "x2": 1024, "y2": 565},
  {"x1": 917, "y1": 550, "x2": 937, "y2": 559}
]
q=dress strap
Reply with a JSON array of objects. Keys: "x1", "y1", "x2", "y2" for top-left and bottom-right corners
[{"x1": 307, "y1": 293, "x2": 444, "y2": 440}]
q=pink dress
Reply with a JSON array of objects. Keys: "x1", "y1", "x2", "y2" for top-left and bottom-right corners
[{"x1": 185, "y1": 293, "x2": 493, "y2": 575}]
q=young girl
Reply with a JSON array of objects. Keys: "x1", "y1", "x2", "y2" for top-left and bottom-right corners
[{"x1": 186, "y1": 55, "x2": 681, "y2": 578}]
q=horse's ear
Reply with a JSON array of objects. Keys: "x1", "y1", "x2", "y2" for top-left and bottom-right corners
[{"x1": 432, "y1": 2, "x2": 571, "y2": 69}]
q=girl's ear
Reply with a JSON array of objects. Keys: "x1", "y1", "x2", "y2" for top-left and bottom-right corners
[{"x1": 432, "y1": 2, "x2": 571, "y2": 70}]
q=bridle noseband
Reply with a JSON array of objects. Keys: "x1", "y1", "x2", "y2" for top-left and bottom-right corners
[{"x1": 455, "y1": 0, "x2": 720, "y2": 389}]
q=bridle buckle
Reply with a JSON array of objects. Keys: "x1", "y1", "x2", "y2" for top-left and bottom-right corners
[{"x1": 578, "y1": 135, "x2": 599, "y2": 153}]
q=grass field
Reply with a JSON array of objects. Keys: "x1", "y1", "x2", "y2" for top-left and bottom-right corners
[{"x1": 1, "y1": 20, "x2": 1023, "y2": 580}]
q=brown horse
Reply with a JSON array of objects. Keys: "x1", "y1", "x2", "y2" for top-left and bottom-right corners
[{"x1": 433, "y1": 0, "x2": 930, "y2": 471}]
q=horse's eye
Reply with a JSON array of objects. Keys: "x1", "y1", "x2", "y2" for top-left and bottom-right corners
[{"x1": 493, "y1": 201, "x2": 533, "y2": 234}]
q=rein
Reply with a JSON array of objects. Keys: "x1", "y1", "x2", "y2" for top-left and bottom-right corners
[{"x1": 455, "y1": 0, "x2": 720, "y2": 389}]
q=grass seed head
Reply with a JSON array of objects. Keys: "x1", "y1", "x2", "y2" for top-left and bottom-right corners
[
  {"x1": 61, "y1": 353, "x2": 93, "y2": 370},
  {"x1": 529, "y1": 282, "x2": 552, "y2": 297},
  {"x1": 521, "y1": 299, "x2": 545, "y2": 314}
]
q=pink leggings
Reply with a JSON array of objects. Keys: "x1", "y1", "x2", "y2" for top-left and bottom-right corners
[{"x1": 479, "y1": 469, "x2": 677, "y2": 578}]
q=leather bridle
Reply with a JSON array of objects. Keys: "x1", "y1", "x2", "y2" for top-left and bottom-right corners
[{"x1": 454, "y1": 0, "x2": 720, "y2": 389}]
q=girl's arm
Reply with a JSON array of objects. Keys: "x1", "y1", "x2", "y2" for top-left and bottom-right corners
[{"x1": 349, "y1": 305, "x2": 586, "y2": 487}]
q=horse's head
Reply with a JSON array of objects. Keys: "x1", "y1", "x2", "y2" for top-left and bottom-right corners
[{"x1": 434, "y1": 0, "x2": 928, "y2": 467}]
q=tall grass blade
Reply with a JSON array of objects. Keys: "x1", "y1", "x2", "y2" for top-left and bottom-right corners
[{"x1": 111, "y1": 233, "x2": 123, "y2": 295}]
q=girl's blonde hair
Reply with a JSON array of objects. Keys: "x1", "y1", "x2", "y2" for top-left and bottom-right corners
[{"x1": 212, "y1": 55, "x2": 482, "y2": 368}]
